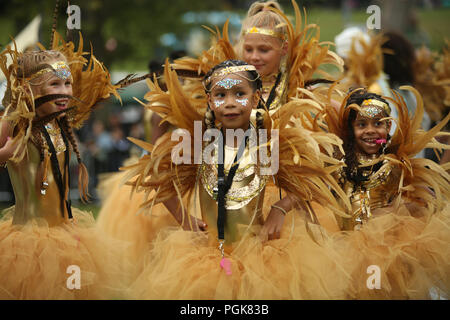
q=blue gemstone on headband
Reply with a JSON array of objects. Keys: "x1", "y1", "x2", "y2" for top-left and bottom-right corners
[
  {"x1": 361, "y1": 106, "x2": 383, "y2": 118},
  {"x1": 216, "y1": 78, "x2": 242, "y2": 90},
  {"x1": 54, "y1": 67, "x2": 71, "y2": 80}
]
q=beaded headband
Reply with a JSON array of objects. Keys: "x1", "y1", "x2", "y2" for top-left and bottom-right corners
[
  {"x1": 244, "y1": 27, "x2": 285, "y2": 40},
  {"x1": 211, "y1": 65, "x2": 257, "y2": 78},
  {"x1": 27, "y1": 60, "x2": 72, "y2": 81},
  {"x1": 360, "y1": 98, "x2": 391, "y2": 118},
  {"x1": 205, "y1": 65, "x2": 259, "y2": 91}
]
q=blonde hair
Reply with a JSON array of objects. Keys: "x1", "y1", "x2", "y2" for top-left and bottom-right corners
[
  {"x1": 236, "y1": 1, "x2": 286, "y2": 58},
  {"x1": 17, "y1": 50, "x2": 67, "y2": 79}
]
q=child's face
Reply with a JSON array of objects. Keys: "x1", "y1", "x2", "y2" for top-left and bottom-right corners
[
  {"x1": 242, "y1": 33, "x2": 287, "y2": 77},
  {"x1": 32, "y1": 73, "x2": 73, "y2": 119},
  {"x1": 352, "y1": 112, "x2": 390, "y2": 155},
  {"x1": 207, "y1": 72, "x2": 259, "y2": 131}
]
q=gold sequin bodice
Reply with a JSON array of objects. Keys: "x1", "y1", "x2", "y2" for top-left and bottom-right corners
[
  {"x1": 6, "y1": 128, "x2": 70, "y2": 226},
  {"x1": 199, "y1": 142, "x2": 268, "y2": 247},
  {"x1": 337, "y1": 159, "x2": 400, "y2": 230}
]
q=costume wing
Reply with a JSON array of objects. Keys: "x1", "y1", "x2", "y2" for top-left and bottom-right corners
[
  {"x1": 122, "y1": 61, "x2": 202, "y2": 210},
  {"x1": 270, "y1": 98, "x2": 351, "y2": 217},
  {"x1": 273, "y1": 1, "x2": 344, "y2": 99},
  {"x1": 385, "y1": 86, "x2": 450, "y2": 212}
]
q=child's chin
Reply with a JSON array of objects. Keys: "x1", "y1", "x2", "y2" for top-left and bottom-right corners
[{"x1": 364, "y1": 147, "x2": 381, "y2": 155}]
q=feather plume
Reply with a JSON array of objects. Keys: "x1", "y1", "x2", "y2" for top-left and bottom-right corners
[{"x1": 271, "y1": 1, "x2": 344, "y2": 99}]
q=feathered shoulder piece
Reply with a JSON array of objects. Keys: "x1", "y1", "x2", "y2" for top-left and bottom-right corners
[
  {"x1": 383, "y1": 86, "x2": 450, "y2": 212},
  {"x1": 0, "y1": 43, "x2": 34, "y2": 162},
  {"x1": 414, "y1": 42, "x2": 450, "y2": 123},
  {"x1": 272, "y1": 0, "x2": 344, "y2": 99},
  {"x1": 136, "y1": 60, "x2": 205, "y2": 133},
  {"x1": 122, "y1": 60, "x2": 203, "y2": 209},
  {"x1": 345, "y1": 33, "x2": 385, "y2": 90},
  {"x1": 267, "y1": 95, "x2": 351, "y2": 217}
]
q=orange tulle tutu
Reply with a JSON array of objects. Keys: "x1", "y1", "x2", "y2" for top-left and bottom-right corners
[
  {"x1": 96, "y1": 169, "x2": 178, "y2": 281},
  {"x1": 0, "y1": 207, "x2": 131, "y2": 299}
]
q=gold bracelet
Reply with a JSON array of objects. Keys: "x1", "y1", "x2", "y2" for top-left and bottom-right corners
[{"x1": 271, "y1": 204, "x2": 287, "y2": 215}]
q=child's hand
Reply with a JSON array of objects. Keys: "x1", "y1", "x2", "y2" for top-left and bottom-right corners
[
  {"x1": 180, "y1": 215, "x2": 208, "y2": 232},
  {"x1": 0, "y1": 137, "x2": 19, "y2": 161},
  {"x1": 259, "y1": 206, "x2": 286, "y2": 242}
]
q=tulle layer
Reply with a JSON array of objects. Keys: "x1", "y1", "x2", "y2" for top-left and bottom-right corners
[
  {"x1": 330, "y1": 202, "x2": 450, "y2": 299},
  {"x1": 127, "y1": 212, "x2": 353, "y2": 300},
  {"x1": 0, "y1": 207, "x2": 131, "y2": 300},
  {"x1": 96, "y1": 170, "x2": 178, "y2": 280},
  {"x1": 126, "y1": 199, "x2": 449, "y2": 300}
]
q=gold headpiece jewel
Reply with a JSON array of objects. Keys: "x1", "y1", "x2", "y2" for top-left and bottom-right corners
[
  {"x1": 27, "y1": 60, "x2": 72, "y2": 81},
  {"x1": 205, "y1": 65, "x2": 259, "y2": 92},
  {"x1": 212, "y1": 65, "x2": 257, "y2": 78},
  {"x1": 360, "y1": 98, "x2": 391, "y2": 117},
  {"x1": 244, "y1": 27, "x2": 285, "y2": 40}
]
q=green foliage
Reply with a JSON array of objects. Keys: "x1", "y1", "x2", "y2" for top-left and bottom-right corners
[{"x1": 0, "y1": 0, "x2": 448, "y2": 72}]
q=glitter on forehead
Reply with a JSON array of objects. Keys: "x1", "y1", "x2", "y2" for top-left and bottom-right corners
[
  {"x1": 361, "y1": 98, "x2": 391, "y2": 116},
  {"x1": 236, "y1": 98, "x2": 248, "y2": 106},
  {"x1": 54, "y1": 66, "x2": 71, "y2": 80},
  {"x1": 27, "y1": 60, "x2": 72, "y2": 81},
  {"x1": 360, "y1": 105, "x2": 384, "y2": 118},
  {"x1": 216, "y1": 78, "x2": 242, "y2": 90},
  {"x1": 214, "y1": 100, "x2": 225, "y2": 108}
]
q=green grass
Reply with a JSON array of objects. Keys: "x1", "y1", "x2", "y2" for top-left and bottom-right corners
[
  {"x1": 2, "y1": 8, "x2": 448, "y2": 71},
  {"x1": 305, "y1": 8, "x2": 450, "y2": 52},
  {"x1": 73, "y1": 203, "x2": 102, "y2": 219},
  {"x1": 418, "y1": 9, "x2": 450, "y2": 50}
]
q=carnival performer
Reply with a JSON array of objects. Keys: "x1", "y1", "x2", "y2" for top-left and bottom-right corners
[
  {"x1": 96, "y1": 0, "x2": 345, "y2": 281},
  {"x1": 120, "y1": 59, "x2": 353, "y2": 299},
  {"x1": 323, "y1": 87, "x2": 450, "y2": 299},
  {"x1": 0, "y1": 32, "x2": 131, "y2": 299}
]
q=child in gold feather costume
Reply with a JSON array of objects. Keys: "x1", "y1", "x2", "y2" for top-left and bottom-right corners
[
  {"x1": 0, "y1": 33, "x2": 130, "y2": 299},
  {"x1": 323, "y1": 87, "x2": 450, "y2": 299},
  {"x1": 121, "y1": 59, "x2": 354, "y2": 299},
  {"x1": 96, "y1": 0, "x2": 345, "y2": 283}
]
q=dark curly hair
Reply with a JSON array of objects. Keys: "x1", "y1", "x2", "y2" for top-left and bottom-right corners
[{"x1": 343, "y1": 88, "x2": 390, "y2": 187}]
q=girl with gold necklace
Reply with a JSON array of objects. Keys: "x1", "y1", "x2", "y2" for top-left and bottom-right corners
[
  {"x1": 323, "y1": 87, "x2": 450, "y2": 299},
  {"x1": 0, "y1": 32, "x2": 131, "y2": 299}
]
